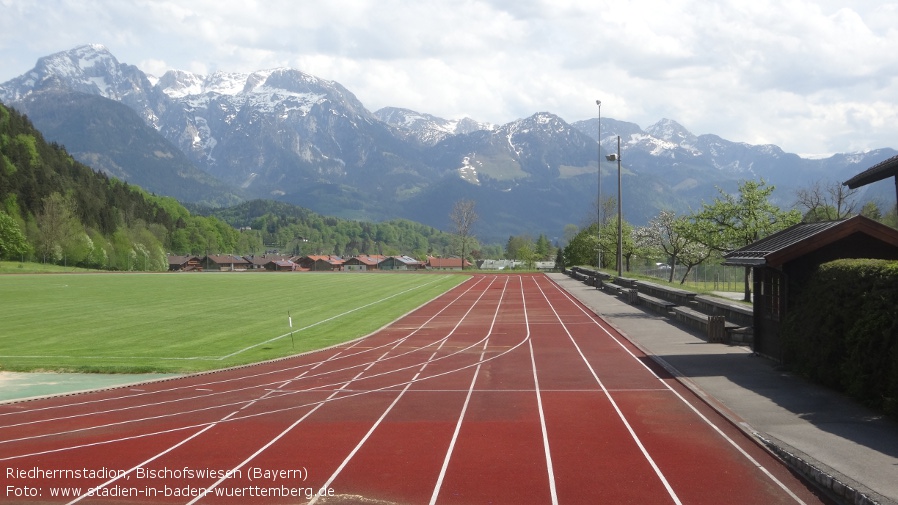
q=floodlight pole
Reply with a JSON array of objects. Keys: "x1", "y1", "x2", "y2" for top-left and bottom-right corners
[
  {"x1": 595, "y1": 99, "x2": 602, "y2": 285},
  {"x1": 616, "y1": 135, "x2": 623, "y2": 277}
]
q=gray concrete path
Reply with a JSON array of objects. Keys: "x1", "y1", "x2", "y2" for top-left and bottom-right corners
[{"x1": 549, "y1": 272, "x2": 898, "y2": 505}]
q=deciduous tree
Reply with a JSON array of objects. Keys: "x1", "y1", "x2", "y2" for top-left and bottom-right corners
[
  {"x1": 449, "y1": 199, "x2": 478, "y2": 270},
  {"x1": 688, "y1": 179, "x2": 801, "y2": 299}
]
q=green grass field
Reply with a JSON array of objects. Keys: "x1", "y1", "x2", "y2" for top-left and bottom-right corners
[{"x1": 0, "y1": 272, "x2": 468, "y2": 374}]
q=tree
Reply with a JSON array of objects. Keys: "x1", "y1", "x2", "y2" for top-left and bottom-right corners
[
  {"x1": 794, "y1": 179, "x2": 858, "y2": 222},
  {"x1": 506, "y1": 235, "x2": 533, "y2": 261},
  {"x1": 449, "y1": 199, "x2": 478, "y2": 270},
  {"x1": 562, "y1": 223, "x2": 599, "y2": 268},
  {"x1": 35, "y1": 192, "x2": 81, "y2": 264},
  {"x1": 535, "y1": 234, "x2": 553, "y2": 260},
  {"x1": 688, "y1": 179, "x2": 801, "y2": 300},
  {"x1": 0, "y1": 212, "x2": 29, "y2": 260},
  {"x1": 600, "y1": 215, "x2": 637, "y2": 272},
  {"x1": 643, "y1": 211, "x2": 711, "y2": 283}
]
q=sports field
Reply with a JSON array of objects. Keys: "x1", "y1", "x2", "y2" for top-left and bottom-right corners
[{"x1": 0, "y1": 272, "x2": 467, "y2": 374}]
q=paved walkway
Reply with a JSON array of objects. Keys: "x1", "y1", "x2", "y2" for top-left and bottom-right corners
[{"x1": 549, "y1": 273, "x2": 898, "y2": 505}]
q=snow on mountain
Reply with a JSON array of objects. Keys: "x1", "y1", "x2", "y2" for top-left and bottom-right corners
[
  {"x1": 375, "y1": 107, "x2": 493, "y2": 145},
  {"x1": 4, "y1": 43, "x2": 897, "y2": 234},
  {"x1": 0, "y1": 44, "x2": 143, "y2": 102}
]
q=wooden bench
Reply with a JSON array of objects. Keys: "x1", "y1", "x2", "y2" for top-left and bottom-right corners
[
  {"x1": 726, "y1": 326, "x2": 754, "y2": 346},
  {"x1": 612, "y1": 277, "x2": 639, "y2": 289},
  {"x1": 637, "y1": 293, "x2": 677, "y2": 315},
  {"x1": 672, "y1": 306, "x2": 738, "y2": 342},
  {"x1": 637, "y1": 280, "x2": 698, "y2": 306},
  {"x1": 693, "y1": 295, "x2": 753, "y2": 327}
]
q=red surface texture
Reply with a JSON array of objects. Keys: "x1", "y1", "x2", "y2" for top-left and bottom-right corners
[{"x1": 0, "y1": 274, "x2": 830, "y2": 504}]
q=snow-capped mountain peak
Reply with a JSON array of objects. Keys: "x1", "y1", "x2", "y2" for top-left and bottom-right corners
[
  {"x1": 374, "y1": 107, "x2": 493, "y2": 145},
  {"x1": 0, "y1": 43, "x2": 139, "y2": 102},
  {"x1": 645, "y1": 118, "x2": 698, "y2": 146}
]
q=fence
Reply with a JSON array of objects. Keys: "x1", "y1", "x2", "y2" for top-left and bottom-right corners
[{"x1": 638, "y1": 263, "x2": 748, "y2": 293}]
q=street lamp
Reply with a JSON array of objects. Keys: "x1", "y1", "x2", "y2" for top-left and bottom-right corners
[
  {"x1": 606, "y1": 135, "x2": 623, "y2": 277},
  {"x1": 595, "y1": 99, "x2": 602, "y2": 284}
]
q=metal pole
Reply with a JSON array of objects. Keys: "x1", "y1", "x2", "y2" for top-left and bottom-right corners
[
  {"x1": 596, "y1": 100, "x2": 602, "y2": 283},
  {"x1": 616, "y1": 135, "x2": 623, "y2": 277}
]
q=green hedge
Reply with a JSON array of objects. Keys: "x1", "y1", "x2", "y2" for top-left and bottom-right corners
[{"x1": 783, "y1": 259, "x2": 898, "y2": 420}]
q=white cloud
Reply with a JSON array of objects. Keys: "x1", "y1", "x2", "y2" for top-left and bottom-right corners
[{"x1": 2, "y1": 0, "x2": 898, "y2": 155}]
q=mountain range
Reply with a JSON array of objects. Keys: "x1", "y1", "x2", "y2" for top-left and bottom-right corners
[{"x1": 2, "y1": 44, "x2": 895, "y2": 243}]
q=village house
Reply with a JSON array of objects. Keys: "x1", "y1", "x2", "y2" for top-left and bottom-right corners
[
  {"x1": 167, "y1": 255, "x2": 202, "y2": 272},
  {"x1": 425, "y1": 256, "x2": 471, "y2": 271},
  {"x1": 202, "y1": 254, "x2": 252, "y2": 272},
  {"x1": 298, "y1": 255, "x2": 345, "y2": 271},
  {"x1": 343, "y1": 255, "x2": 385, "y2": 271},
  {"x1": 264, "y1": 259, "x2": 298, "y2": 272},
  {"x1": 379, "y1": 255, "x2": 423, "y2": 271}
]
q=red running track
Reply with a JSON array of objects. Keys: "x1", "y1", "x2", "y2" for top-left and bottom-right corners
[{"x1": 0, "y1": 274, "x2": 832, "y2": 504}]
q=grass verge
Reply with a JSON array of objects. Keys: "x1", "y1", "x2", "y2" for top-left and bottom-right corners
[{"x1": 0, "y1": 272, "x2": 467, "y2": 374}]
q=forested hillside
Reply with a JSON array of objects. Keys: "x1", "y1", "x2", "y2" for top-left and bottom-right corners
[
  {"x1": 205, "y1": 200, "x2": 459, "y2": 258},
  {"x1": 0, "y1": 103, "x2": 460, "y2": 270}
]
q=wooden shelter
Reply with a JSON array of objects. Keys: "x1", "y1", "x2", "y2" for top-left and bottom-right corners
[
  {"x1": 844, "y1": 153, "x2": 898, "y2": 207},
  {"x1": 723, "y1": 216, "x2": 898, "y2": 360}
]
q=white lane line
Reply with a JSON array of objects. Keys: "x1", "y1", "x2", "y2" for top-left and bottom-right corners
[
  {"x1": 0, "y1": 278, "x2": 492, "y2": 435},
  {"x1": 65, "y1": 416, "x2": 227, "y2": 504},
  {"x1": 522, "y1": 277, "x2": 559, "y2": 505},
  {"x1": 308, "y1": 377, "x2": 415, "y2": 505},
  {"x1": 0, "y1": 278, "x2": 522, "y2": 462},
  {"x1": 429, "y1": 276, "x2": 511, "y2": 505},
  {"x1": 531, "y1": 276, "x2": 682, "y2": 505},
  {"x1": 544, "y1": 276, "x2": 807, "y2": 504},
  {"x1": 0, "y1": 276, "x2": 485, "y2": 424},
  {"x1": 66, "y1": 347, "x2": 353, "y2": 501},
  {"x1": 187, "y1": 375, "x2": 359, "y2": 505},
  {"x1": 197, "y1": 276, "x2": 505, "y2": 501}
]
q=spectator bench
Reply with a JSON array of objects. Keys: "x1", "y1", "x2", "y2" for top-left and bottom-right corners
[{"x1": 672, "y1": 306, "x2": 741, "y2": 343}]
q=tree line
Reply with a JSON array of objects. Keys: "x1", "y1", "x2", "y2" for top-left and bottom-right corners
[{"x1": 561, "y1": 178, "x2": 898, "y2": 298}]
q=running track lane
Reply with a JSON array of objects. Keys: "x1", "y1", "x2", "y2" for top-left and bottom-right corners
[{"x1": 0, "y1": 274, "x2": 832, "y2": 504}]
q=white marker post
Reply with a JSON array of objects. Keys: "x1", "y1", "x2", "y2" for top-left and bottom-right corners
[{"x1": 288, "y1": 310, "x2": 295, "y2": 350}]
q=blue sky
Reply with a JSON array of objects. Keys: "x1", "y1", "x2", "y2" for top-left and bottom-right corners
[{"x1": 2, "y1": 0, "x2": 897, "y2": 156}]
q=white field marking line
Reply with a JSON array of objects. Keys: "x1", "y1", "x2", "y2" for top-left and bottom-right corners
[
  {"x1": 68, "y1": 347, "x2": 354, "y2": 501},
  {"x1": 429, "y1": 276, "x2": 510, "y2": 505},
  {"x1": 65, "y1": 418, "x2": 225, "y2": 505},
  {"x1": 191, "y1": 330, "x2": 429, "y2": 503},
  {"x1": 308, "y1": 313, "x2": 462, "y2": 505},
  {"x1": 0, "y1": 276, "x2": 488, "y2": 425},
  {"x1": 522, "y1": 277, "x2": 559, "y2": 505},
  {"x1": 219, "y1": 275, "x2": 454, "y2": 360},
  {"x1": 0, "y1": 278, "x2": 525, "y2": 458},
  {"x1": 0, "y1": 277, "x2": 499, "y2": 450},
  {"x1": 545, "y1": 277, "x2": 807, "y2": 505},
  {"x1": 1, "y1": 304, "x2": 533, "y2": 461},
  {"x1": 0, "y1": 277, "x2": 491, "y2": 429},
  {"x1": 197, "y1": 276, "x2": 504, "y2": 500},
  {"x1": 0, "y1": 348, "x2": 353, "y2": 463},
  {"x1": 530, "y1": 276, "x2": 683, "y2": 505},
  {"x1": 0, "y1": 331, "x2": 364, "y2": 450},
  {"x1": 2, "y1": 276, "x2": 461, "y2": 362}
]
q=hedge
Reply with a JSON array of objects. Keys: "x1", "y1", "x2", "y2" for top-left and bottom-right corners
[{"x1": 782, "y1": 259, "x2": 898, "y2": 420}]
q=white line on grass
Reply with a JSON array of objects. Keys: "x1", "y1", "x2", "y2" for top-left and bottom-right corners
[{"x1": 218, "y1": 275, "x2": 453, "y2": 360}]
